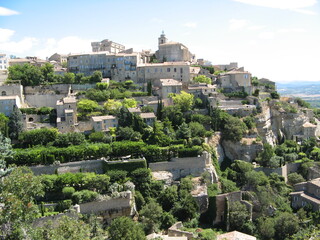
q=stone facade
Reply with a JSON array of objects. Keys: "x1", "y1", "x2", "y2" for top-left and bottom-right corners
[
  {"x1": 0, "y1": 54, "x2": 8, "y2": 71},
  {"x1": 290, "y1": 178, "x2": 320, "y2": 211},
  {"x1": 0, "y1": 95, "x2": 22, "y2": 116},
  {"x1": 218, "y1": 68, "x2": 252, "y2": 94},
  {"x1": 137, "y1": 62, "x2": 191, "y2": 84},
  {"x1": 214, "y1": 191, "x2": 253, "y2": 226},
  {"x1": 155, "y1": 32, "x2": 195, "y2": 63},
  {"x1": 68, "y1": 52, "x2": 142, "y2": 81},
  {"x1": 217, "y1": 231, "x2": 256, "y2": 240},
  {"x1": 155, "y1": 78, "x2": 182, "y2": 98},
  {"x1": 48, "y1": 53, "x2": 68, "y2": 64},
  {"x1": 167, "y1": 222, "x2": 195, "y2": 240},
  {"x1": 29, "y1": 159, "x2": 105, "y2": 175},
  {"x1": 79, "y1": 191, "x2": 136, "y2": 224},
  {"x1": 91, "y1": 115, "x2": 118, "y2": 132},
  {"x1": 149, "y1": 152, "x2": 218, "y2": 182},
  {"x1": 56, "y1": 96, "x2": 77, "y2": 133},
  {"x1": 254, "y1": 162, "x2": 300, "y2": 182},
  {"x1": 91, "y1": 39, "x2": 125, "y2": 54}
]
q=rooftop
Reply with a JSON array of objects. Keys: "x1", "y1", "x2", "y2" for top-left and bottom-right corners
[
  {"x1": 92, "y1": 115, "x2": 117, "y2": 122},
  {"x1": 141, "y1": 62, "x2": 190, "y2": 67},
  {"x1": 303, "y1": 122, "x2": 316, "y2": 128},
  {"x1": 0, "y1": 95, "x2": 19, "y2": 100},
  {"x1": 160, "y1": 79, "x2": 182, "y2": 86},
  {"x1": 217, "y1": 231, "x2": 256, "y2": 240},
  {"x1": 140, "y1": 112, "x2": 156, "y2": 119},
  {"x1": 128, "y1": 107, "x2": 142, "y2": 113},
  {"x1": 63, "y1": 97, "x2": 77, "y2": 103}
]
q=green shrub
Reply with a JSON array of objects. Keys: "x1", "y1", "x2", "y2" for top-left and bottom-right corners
[
  {"x1": 55, "y1": 199, "x2": 72, "y2": 212},
  {"x1": 72, "y1": 190, "x2": 98, "y2": 204},
  {"x1": 62, "y1": 187, "x2": 75, "y2": 199}
]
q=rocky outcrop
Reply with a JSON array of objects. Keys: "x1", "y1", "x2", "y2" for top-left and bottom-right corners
[{"x1": 222, "y1": 139, "x2": 263, "y2": 162}]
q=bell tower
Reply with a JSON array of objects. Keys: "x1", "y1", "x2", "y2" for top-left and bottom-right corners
[{"x1": 158, "y1": 31, "x2": 167, "y2": 46}]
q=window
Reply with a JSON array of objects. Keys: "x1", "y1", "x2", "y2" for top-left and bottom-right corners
[
  {"x1": 1, "y1": 91, "x2": 6, "y2": 96},
  {"x1": 167, "y1": 68, "x2": 170, "y2": 72},
  {"x1": 174, "y1": 68, "x2": 177, "y2": 72}
]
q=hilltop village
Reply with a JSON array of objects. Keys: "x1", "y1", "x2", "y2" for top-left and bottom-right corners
[{"x1": 1, "y1": 33, "x2": 320, "y2": 239}]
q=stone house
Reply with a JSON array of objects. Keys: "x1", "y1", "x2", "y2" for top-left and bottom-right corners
[
  {"x1": 0, "y1": 54, "x2": 8, "y2": 71},
  {"x1": 214, "y1": 191, "x2": 253, "y2": 226},
  {"x1": 187, "y1": 83, "x2": 216, "y2": 99},
  {"x1": 218, "y1": 67, "x2": 252, "y2": 94},
  {"x1": 217, "y1": 231, "x2": 256, "y2": 240},
  {"x1": 48, "y1": 53, "x2": 68, "y2": 65},
  {"x1": 290, "y1": 178, "x2": 320, "y2": 211},
  {"x1": 302, "y1": 122, "x2": 317, "y2": 139},
  {"x1": 137, "y1": 62, "x2": 191, "y2": 85},
  {"x1": 91, "y1": 39, "x2": 125, "y2": 54},
  {"x1": 91, "y1": 115, "x2": 118, "y2": 132},
  {"x1": 78, "y1": 191, "x2": 136, "y2": 224},
  {"x1": 56, "y1": 96, "x2": 77, "y2": 133},
  {"x1": 155, "y1": 78, "x2": 182, "y2": 98},
  {"x1": 155, "y1": 32, "x2": 195, "y2": 63},
  {"x1": 0, "y1": 95, "x2": 22, "y2": 116},
  {"x1": 140, "y1": 112, "x2": 156, "y2": 126}
]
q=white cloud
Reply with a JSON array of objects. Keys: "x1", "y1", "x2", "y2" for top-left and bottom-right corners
[
  {"x1": 183, "y1": 22, "x2": 197, "y2": 28},
  {"x1": 233, "y1": 0, "x2": 317, "y2": 14},
  {"x1": 0, "y1": 28, "x2": 15, "y2": 42},
  {"x1": 229, "y1": 19, "x2": 249, "y2": 31},
  {"x1": 258, "y1": 31, "x2": 275, "y2": 39},
  {"x1": 0, "y1": 6, "x2": 19, "y2": 16},
  {"x1": 35, "y1": 36, "x2": 93, "y2": 58},
  {"x1": 0, "y1": 37, "x2": 38, "y2": 53},
  {"x1": 248, "y1": 25, "x2": 265, "y2": 31}
]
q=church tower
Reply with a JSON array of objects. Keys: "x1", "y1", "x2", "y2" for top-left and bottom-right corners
[{"x1": 158, "y1": 31, "x2": 167, "y2": 46}]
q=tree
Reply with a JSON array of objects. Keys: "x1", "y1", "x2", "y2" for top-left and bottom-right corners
[
  {"x1": 104, "y1": 99, "x2": 122, "y2": 114},
  {"x1": 0, "y1": 167, "x2": 44, "y2": 238},
  {"x1": 156, "y1": 98, "x2": 163, "y2": 120},
  {"x1": 257, "y1": 217, "x2": 275, "y2": 240},
  {"x1": 8, "y1": 106, "x2": 23, "y2": 139},
  {"x1": 0, "y1": 113, "x2": 9, "y2": 137},
  {"x1": 147, "y1": 121, "x2": 170, "y2": 146},
  {"x1": 116, "y1": 127, "x2": 141, "y2": 141},
  {"x1": 0, "y1": 132, "x2": 13, "y2": 177},
  {"x1": 19, "y1": 128, "x2": 59, "y2": 147},
  {"x1": 258, "y1": 143, "x2": 274, "y2": 167},
  {"x1": 189, "y1": 121, "x2": 206, "y2": 137},
  {"x1": 139, "y1": 199, "x2": 163, "y2": 234},
  {"x1": 8, "y1": 63, "x2": 43, "y2": 86},
  {"x1": 274, "y1": 212, "x2": 299, "y2": 240},
  {"x1": 222, "y1": 116, "x2": 247, "y2": 142},
  {"x1": 287, "y1": 173, "x2": 305, "y2": 185},
  {"x1": 193, "y1": 75, "x2": 211, "y2": 84},
  {"x1": 122, "y1": 98, "x2": 137, "y2": 108},
  {"x1": 108, "y1": 217, "x2": 146, "y2": 240},
  {"x1": 172, "y1": 91, "x2": 194, "y2": 112},
  {"x1": 90, "y1": 71, "x2": 102, "y2": 83},
  {"x1": 40, "y1": 63, "x2": 54, "y2": 82},
  {"x1": 176, "y1": 122, "x2": 191, "y2": 140},
  {"x1": 147, "y1": 81, "x2": 152, "y2": 96},
  {"x1": 77, "y1": 99, "x2": 99, "y2": 115},
  {"x1": 63, "y1": 72, "x2": 75, "y2": 84},
  {"x1": 229, "y1": 201, "x2": 250, "y2": 231},
  {"x1": 158, "y1": 185, "x2": 179, "y2": 211}
]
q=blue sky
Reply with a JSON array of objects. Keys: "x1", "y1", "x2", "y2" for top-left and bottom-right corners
[{"x1": 0, "y1": 0, "x2": 319, "y2": 82}]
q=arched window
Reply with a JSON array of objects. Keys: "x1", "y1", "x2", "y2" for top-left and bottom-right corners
[{"x1": 1, "y1": 91, "x2": 6, "y2": 96}]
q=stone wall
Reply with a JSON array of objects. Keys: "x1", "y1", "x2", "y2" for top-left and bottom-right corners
[
  {"x1": 79, "y1": 191, "x2": 136, "y2": 223},
  {"x1": 33, "y1": 212, "x2": 78, "y2": 228},
  {"x1": 149, "y1": 152, "x2": 218, "y2": 182},
  {"x1": 254, "y1": 162, "x2": 300, "y2": 182},
  {"x1": 168, "y1": 222, "x2": 195, "y2": 240},
  {"x1": 25, "y1": 94, "x2": 66, "y2": 108},
  {"x1": 0, "y1": 83, "x2": 24, "y2": 102},
  {"x1": 30, "y1": 159, "x2": 105, "y2": 175}
]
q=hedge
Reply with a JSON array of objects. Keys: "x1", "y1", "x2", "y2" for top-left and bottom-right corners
[{"x1": 10, "y1": 142, "x2": 203, "y2": 166}]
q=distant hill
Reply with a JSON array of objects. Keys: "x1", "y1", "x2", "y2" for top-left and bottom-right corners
[{"x1": 276, "y1": 81, "x2": 320, "y2": 108}]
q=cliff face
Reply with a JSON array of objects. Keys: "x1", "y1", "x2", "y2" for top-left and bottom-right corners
[
  {"x1": 222, "y1": 139, "x2": 263, "y2": 162},
  {"x1": 256, "y1": 101, "x2": 310, "y2": 146}
]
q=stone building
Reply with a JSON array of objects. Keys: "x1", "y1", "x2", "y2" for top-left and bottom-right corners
[
  {"x1": 218, "y1": 67, "x2": 252, "y2": 94},
  {"x1": 0, "y1": 54, "x2": 8, "y2": 71},
  {"x1": 56, "y1": 96, "x2": 77, "y2": 133},
  {"x1": 155, "y1": 78, "x2": 182, "y2": 98},
  {"x1": 217, "y1": 231, "x2": 256, "y2": 240},
  {"x1": 137, "y1": 62, "x2": 191, "y2": 85},
  {"x1": 0, "y1": 95, "x2": 22, "y2": 116},
  {"x1": 67, "y1": 52, "x2": 142, "y2": 81},
  {"x1": 290, "y1": 178, "x2": 320, "y2": 211},
  {"x1": 213, "y1": 62, "x2": 238, "y2": 71},
  {"x1": 214, "y1": 191, "x2": 253, "y2": 227},
  {"x1": 155, "y1": 32, "x2": 195, "y2": 63},
  {"x1": 302, "y1": 122, "x2": 317, "y2": 139},
  {"x1": 48, "y1": 53, "x2": 68, "y2": 65},
  {"x1": 91, "y1": 39, "x2": 125, "y2": 54},
  {"x1": 91, "y1": 115, "x2": 118, "y2": 132}
]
